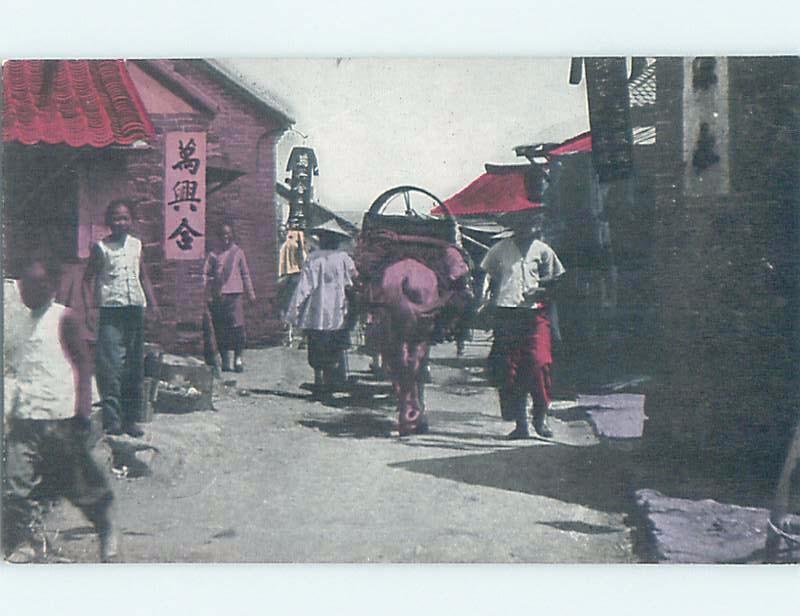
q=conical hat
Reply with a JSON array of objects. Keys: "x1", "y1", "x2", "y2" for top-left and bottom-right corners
[{"x1": 309, "y1": 218, "x2": 351, "y2": 238}]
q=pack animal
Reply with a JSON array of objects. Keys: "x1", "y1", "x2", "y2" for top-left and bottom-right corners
[{"x1": 356, "y1": 230, "x2": 472, "y2": 435}]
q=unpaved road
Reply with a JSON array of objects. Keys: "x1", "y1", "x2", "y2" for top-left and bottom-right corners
[{"x1": 40, "y1": 336, "x2": 636, "y2": 563}]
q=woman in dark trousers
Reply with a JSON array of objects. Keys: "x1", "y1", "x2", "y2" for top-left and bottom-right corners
[
  {"x1": 204, "y1": 223, "x2": 256, "y2": 373},
  {"x1": 83, "y1": 200, "x2": 159, "y2": 437}
]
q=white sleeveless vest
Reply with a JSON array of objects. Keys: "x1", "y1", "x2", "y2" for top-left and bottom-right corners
[
  {"x1": 96, "y1": 235, "x2": 147, "y2": 307},
  {"x1": 6, "y1": 302, "x2": 76, "y2": 420}
]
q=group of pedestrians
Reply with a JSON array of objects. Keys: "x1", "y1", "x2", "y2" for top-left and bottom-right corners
[
  {"x1": 283, "y1": 206, "x2": 566, "y2": 442},
  {"x1": 2, "y1": 193, "x2": 564, "y2": 563}
]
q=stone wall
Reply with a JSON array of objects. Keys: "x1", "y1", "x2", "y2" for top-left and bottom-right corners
[{"x1": 644, "y1": 57, "x2": 800, "y2": 475}]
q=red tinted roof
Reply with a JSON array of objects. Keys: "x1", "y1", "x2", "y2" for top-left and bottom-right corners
[
  {"x1": 434, "y1": 168, "x2": 543, "y2": 217},
  {"x1": 3, "y1": 60, "x2": 155, "y2": 147},
  {"x1": 434, "y1": 131, "x2": 591, "y2": 217},
  {"x1": 548, "y1": 131, "x2": 592, "y2": 156}
]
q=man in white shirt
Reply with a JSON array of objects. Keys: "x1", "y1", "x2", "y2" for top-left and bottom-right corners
[
  {"x1": 4, "y1": 253, "x2": 119, "y2": 562},
  {"x1": 481, "y1": 208, "x2": 565, "y2": 439}
]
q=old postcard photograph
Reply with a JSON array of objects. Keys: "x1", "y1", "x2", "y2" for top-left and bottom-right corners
[{"x1": 2, "y1": 54, "x2": 797, "y2": 568}]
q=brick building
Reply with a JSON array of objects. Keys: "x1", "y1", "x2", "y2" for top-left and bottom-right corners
[
  {"x1": 3, "y1": 59, "x2": 294, "y2": 354},
  {"x1": 639, "y1": 57, "x2": 799, "y2": 475}
]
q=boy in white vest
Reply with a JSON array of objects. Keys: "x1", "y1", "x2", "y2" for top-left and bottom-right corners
[
  {"x1": 3, "y1": 253, "x2": 119, "y2": 562},
  {"x1": 83, "y1": 200, "x2": 159, "y2": 437}
]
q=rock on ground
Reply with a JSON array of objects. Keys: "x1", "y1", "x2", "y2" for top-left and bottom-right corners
[{"x1": 634, "y1": 488, "x2": 800, "y2": 563}]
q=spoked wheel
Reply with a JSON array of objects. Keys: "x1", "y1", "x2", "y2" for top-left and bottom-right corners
[{"x1": 367, "y1": 185, "x2": 453, "y2": 219}]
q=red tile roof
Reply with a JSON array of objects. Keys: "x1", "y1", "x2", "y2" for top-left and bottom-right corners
[{"x1": 2, "y1": 60, "x2": 155, "y2": 147}]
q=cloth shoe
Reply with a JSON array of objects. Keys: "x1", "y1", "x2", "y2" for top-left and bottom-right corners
[
  {"x1": 414, "y1": 416, "x2": 430, "y2": 435},
  {"x1": 533, "y1": 415, "x2": 553, "y2": 438},
  {"x1": 507, "y1": 425, "x2": 532, "y2": 440},
  {"x1": 99, "y1": 526, "x2": 121, "y2": 563},
  {"x1": 104, "y1": 422, "x2": 124, "y2": 436},
  {"x1": 123, "y1": 423, "x2": 144, "y2": 438}
]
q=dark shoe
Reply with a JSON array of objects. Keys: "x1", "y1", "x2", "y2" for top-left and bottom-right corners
[
  {"x1": 123, "y1": 423, "x2": 144, "y2": 438},
  {"x1": 507, "y1": 426, "x2": 532, "y2": 440},
  {"x1": 104, "y1": 422, "x2": 124, "y2": 436},
  {"x1": 533, "y1": 416, "x2": 553, "y2": 438},
  {"x1": 99, "y1": 526, "x2": 121, "y2": 563},
  {"x1": 369, "y1": 364, "x2": 386, "y2": 380}
]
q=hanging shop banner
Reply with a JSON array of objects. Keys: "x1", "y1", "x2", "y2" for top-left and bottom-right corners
[
  {"x1": 164, "y1": 132, "x2": 206, "y2": 259},
  {"x1": 584, "y1": 58, "x2": 633, "y2": 183}
]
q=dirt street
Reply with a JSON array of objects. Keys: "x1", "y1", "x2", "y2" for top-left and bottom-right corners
[{"x1": 43, "y1": 335, "x2": 637, "y2": 563}]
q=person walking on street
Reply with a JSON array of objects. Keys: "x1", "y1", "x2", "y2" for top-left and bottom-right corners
[
  {"x1": 285, "y1": 220, "x2": 356, "y2": 399},
  {"x1": 204, "y1": 222, "x2": 256, "y2": 373},
  {"x1": 4, "y1": 253, "x2": 119, "y2": 563},
  {"x1": 481, "y1": 208, "x2": 565, "y2": 439},
  {"x1": 83, "y1": 200, "x2": 159, "y2": 437}
]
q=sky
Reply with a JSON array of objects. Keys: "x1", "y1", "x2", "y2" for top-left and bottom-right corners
[{"x1": 226, "y1": 58, "x2": 590, "y2": 214}]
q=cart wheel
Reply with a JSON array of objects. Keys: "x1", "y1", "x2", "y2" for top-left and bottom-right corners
[{"x1": 367, "y1": 185, "x2": 453, "y2": 219}]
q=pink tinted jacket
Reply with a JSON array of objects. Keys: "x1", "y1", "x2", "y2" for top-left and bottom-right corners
[{"x1": 204, "y1": 244, "x2": 255, "y2": 298}]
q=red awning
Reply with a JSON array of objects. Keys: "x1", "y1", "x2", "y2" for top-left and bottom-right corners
[
  {"x1": 548, "y1": 131, "x2": 592, "y2": 156},
  {"x1": 434, "y1": 169, "x2": 543, "y2": 217},
  {"x1": 2, "y1": 60, "x2": 155, "y2": 147},
  {"x1": 433, "y1": 131, "x2": 593, "y2": 217}
]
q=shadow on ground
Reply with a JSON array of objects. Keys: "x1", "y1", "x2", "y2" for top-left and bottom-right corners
[
  {"x1": 391, "y1": 435, "x2": 784, "y2": 517},
  {"x1": 250, "y1": 381, "x2": 395, "y2": 412},
  {"x1": 299, "y1": 412, "x2": 396, "y2": 439},
  {"x1": 390, "y1": 442, "x2": 635, "y2": 514},
  {"x1": 428, "y1": 356, "x2": 486, "y2": 370},
  {"x1": 538, "y1": 520, "x2": 625, "y2": 535}
]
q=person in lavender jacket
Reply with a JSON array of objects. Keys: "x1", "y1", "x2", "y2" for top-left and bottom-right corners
[
  {"x1": 204, "y1": 223, "x2": 256, "y2": 373},
  {"x1": 285, "y1": 220, "x2": 356, "y2": 398}
]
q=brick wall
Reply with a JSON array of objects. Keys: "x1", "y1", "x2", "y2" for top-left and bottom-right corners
[
  {"x1": 2, "y1": 61, "x2": 288, "y2": 357},
  {"x1": 114, "y1": 60, "x2": 288, "y2": 355},
  {"x1": 168, "y1": 61, "x2": 286, "y2": 349}
]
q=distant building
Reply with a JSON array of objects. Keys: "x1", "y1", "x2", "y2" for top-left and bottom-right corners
[{"x1": 275, "y1": 181, "x2": 359, "y2": 240}]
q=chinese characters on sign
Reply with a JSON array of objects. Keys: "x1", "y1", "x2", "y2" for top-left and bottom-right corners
[{"x1": 164, "y1": 132, "x2": 206, "y2": 259}]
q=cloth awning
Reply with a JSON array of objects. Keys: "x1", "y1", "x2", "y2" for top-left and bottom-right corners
[
  {"x1": 434, "y1": 169, "x2": 544, "y2": 217},
  {"x1": 2, "y1": 60, "x2": 155, "y2": 147},
  {"x1": 433, "y1": 131, "x2": 593, "y2": 217},
  {"x1": 548, "y1": 131, "x2": 592, "y2": 156}
]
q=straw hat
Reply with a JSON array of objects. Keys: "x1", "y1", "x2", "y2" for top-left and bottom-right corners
[{"x1": 308, "y1": 218, "x2": 351, "y2": 238}]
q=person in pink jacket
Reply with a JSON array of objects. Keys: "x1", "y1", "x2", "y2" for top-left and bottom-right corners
[{"x1": 204, "y1": 223, "x2": 256, "y2": 373}]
